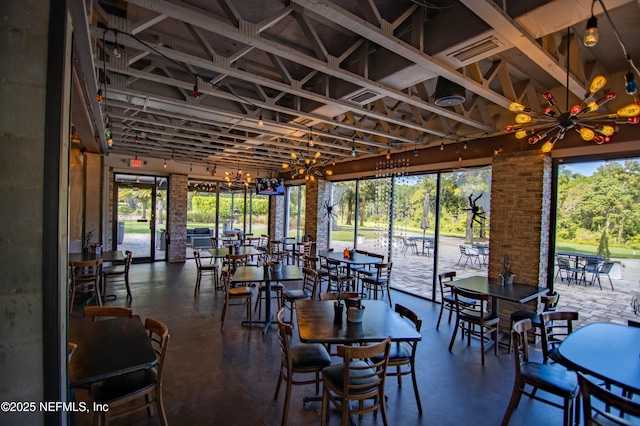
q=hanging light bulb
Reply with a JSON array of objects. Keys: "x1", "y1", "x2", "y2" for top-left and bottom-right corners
[
  {"x1": 134, "y1": 136, "x2": 139, "y2": 143},
  {"x1": 107, "y1": 137, "x2": 113, "y2": 148},
  {"x1": 584, "y1": 15, "x2": 599, "y2": 47},
  {"x1": 163, "y1": 159, "x2": 167, "y2": 168},
  {"x1": 351, "y1": 146, "x2": 356, "y2": 157},
  {"x1": 385, "y1": 149, "x2": 391, "y2": 160},
  {"x1": 258, "y1": 110, "x2": 264, "y2": 127},
  {"x1": 413, "y1": 142, "x2": 419, "y2": 157},
  {"x1": 96, "y1": 89, "x2": 103, "y2": 103},
  {"x1": 625, "y1": 72, "x2": 638, "y2": 95},
  {"x1": 189, "y1": 164, "x2": 193, "y2": 173},
  {"x1": 308, "y1": 129, "x2": 314, "y2": 147},
  {"x1": 206, "y1": 166, "x2": 210, "y2": 174},
  {"x1": 192, "y1": 76, "x2": 199, "y2": 99},
  {"x1": 440, "y1": 141, "x2": 444, "y2": 151}
]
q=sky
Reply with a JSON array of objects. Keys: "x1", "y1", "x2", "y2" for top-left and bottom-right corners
[{"x1": 561, "y1": 159, "x2": 634, "y2": 176}]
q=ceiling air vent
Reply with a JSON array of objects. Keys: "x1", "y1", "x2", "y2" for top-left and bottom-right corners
[
  {"x1": 447, "y1": 36, "x2": 503, "y2": 64},
  {"x1": 347, "y1": 89, "x2": 379, "y2": 104}
]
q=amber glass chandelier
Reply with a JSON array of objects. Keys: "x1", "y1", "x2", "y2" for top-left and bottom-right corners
[{"x1": 505, "y1": 75, "x2": 639, "y2": 152}]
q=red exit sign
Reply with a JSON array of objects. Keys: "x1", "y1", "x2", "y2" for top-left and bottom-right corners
[{"x1": 130, "y1": 158, "x2": 143, "y2": 168}]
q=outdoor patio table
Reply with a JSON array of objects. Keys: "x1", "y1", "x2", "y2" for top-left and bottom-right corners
[
  {"x1": 555, "y1": 251, "x2": 605, "y2": 284},
  {"x1": 408, "y1": 236, "x2": 434, "y2": 256}
]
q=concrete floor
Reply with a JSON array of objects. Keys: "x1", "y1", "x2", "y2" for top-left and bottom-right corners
[{"x1": 71, "y1": 260, "x2": 574, "y2": 426}]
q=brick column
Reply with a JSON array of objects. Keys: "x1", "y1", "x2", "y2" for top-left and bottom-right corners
[
  {"x1": 168, "y1": 174, "x2": 188, "y2": 262},
  {"x1": 489, "y1": 151, "x2": 552, "y2": 330},
  {"x1": 268, "y1": 194, "x2": 286, "y2": 240}
]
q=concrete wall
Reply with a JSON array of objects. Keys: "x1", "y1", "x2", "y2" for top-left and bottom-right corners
[{"x1": 0, "y1": 0, "x2": 60, "y2": 425}]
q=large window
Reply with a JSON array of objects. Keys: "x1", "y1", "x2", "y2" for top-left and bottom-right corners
[
  {"x1": 287, "y1": 185, "x2": 306, "y2": 239},
  {"x1": 327, "y1": 165, "x2": 491, "y2": 300},
  {"x1": 554, "y1": 158, "x2": 640, "y2": 325}
]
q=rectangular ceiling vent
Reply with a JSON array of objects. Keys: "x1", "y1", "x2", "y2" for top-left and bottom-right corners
[
  {"x1": 347, "y1": 89, "x2": 379, "y2": 104},
  {"x1": 295, "y1": 118, "x2": 313, "y2": 126},
  {"x1": 447, "y1": 36, "x2": 504, "y2": 64}
]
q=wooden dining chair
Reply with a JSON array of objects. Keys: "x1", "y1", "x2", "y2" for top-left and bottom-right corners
[
  {"x1": 436, "y1": 271, "x2": 476, "y2": 330},
  {"x1": 321, "y1": 337, "x2": 391, "y2": 425},
  {"x1": 281, "y1": 267, "x2": 320, "y2": 324},
  {"x1": 448, "y1": 287, "x2": 499, "y2": 365},
  {"x1": 326, "y1": 258, "x2": 356, "y2": 294},
  {"x1": 539, "y1": 310, "x2": 579, "y2": 364},
  {"x1": 577, "y1": 372, "x2": 640, "y2": 426},
  {"x1": 273, "y1": 308, "x2": 332, "y2": 426},
  {"x1": 501, "y1": 318, "x2": 579, "y2": 426},
  {"x1": 83, "y1": 306, "x2": 133, "y2": 321},
  {"x1": 69, "y1": 258, "x2": 103, "y2": 313},
  {"x1": 194, "y1": 250, "x2": 220, "y2": 294},
  {"x1": 220, "y1": 260, "x2": 253, "y2": 331},
  {"x1": 362, "y1": 262, "x2": 393, "y2": 306},
  {"x1": 370, "y1": 304, "x2": 423, "y2": 414},
  {"x1": 508, "y1": 291, "x2": 560, "y2": 353},
  {"x1": 102, "y1": 250, "x2": 133, "y2": 300},
  {"x1": 92, "y1": 317, "x2": 170, "y2": 426}
]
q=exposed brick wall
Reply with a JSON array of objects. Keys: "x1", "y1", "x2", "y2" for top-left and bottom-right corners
[
  {"x1": 304, "y1": 179, "x2": 331, "y2": 254},
  {"x1": 489, "y1": 150, "x2": 552, "y2": 331},
  {"x1": 168, "y1": 174, "x2": 188, "y2": 262}
]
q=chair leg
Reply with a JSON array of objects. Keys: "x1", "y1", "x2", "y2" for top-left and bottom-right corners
[
  {"x1": 321, "y1": 387, "x2": 329, "y2": 425},
  {"x1": 448, "y1": 317, "x2": 459, "y2": 352},
  {"x1": 220, "y1": 301, "x2": 228, "y2": 331},
  {"x1": 410, "y1": 365, "x2": 423, "y2": 415},
  {"x1": 281, "y1": 375, "x2": 292, "y2": 426},
  {"x1": 124, "y1": 276, "x2": 132, "y2": 299},
  {"x1": 436, "y1": 305, "x2": 445, "y2": 330},
  {"x1": 501, "y1": 384, "x2": 523, "y2": 426}
]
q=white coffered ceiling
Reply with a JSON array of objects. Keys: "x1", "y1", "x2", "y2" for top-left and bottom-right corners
[{"x1": 70, "y1": 0, "x2": 640, "y2": 175}]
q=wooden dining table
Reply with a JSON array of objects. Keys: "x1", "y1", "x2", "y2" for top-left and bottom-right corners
[
  {"x1": 295, "y1": 299, "x2": 422, "y2": 345},
  {"x1": 69, "y1": 250, "x2": 124, "y2": 263},
  {"x1": 68, "y1": 315, "x2": 157, "y2": 388},
  {"x1": 231, "y1": 265, "x2": 303, "y2": 335},
  {"x1": 445, "y1": 275, "x2": 548, "y2": 317},
  {"x1": 208, "y1": 246, "x2": 260, "y2": 259},
  {"x1": 557, "y1": 323, "x2": 640, "y2": 394},
  {"x1": 319, "y1": 250, "x2": 382, "y2": 277}
]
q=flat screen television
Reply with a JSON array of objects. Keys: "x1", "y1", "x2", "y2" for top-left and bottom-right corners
[{"x1": 255, "y1": 177, "x2": 285, "y2": 195}]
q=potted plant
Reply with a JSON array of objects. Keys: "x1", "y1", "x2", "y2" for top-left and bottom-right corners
[{"x1": 501, "y1": 254, "x2": 515, "y2": 285}]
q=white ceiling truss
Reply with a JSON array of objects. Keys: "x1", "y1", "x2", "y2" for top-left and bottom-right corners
[{"x1": 71, "y1": 0, "x2": 640, "y2": 174}]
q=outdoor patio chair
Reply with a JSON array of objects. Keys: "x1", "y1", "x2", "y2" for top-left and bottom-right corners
[
  {"x1": 401, "y1": 237, "x2": 418, "y2": 256},
  {"x1": 457, "y1": 245, "x2": 480, "y2": 268},
  {"x1": 587, "y1": 261, "x2": 615, "y2": 290},
  {"x1": 554, "y1": 256, "x2": 581, "y2": 284}
]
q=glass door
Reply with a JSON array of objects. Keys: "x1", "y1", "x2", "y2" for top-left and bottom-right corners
[{"x1": 114, "y1": 174, "x2": 163, "y2": 262}]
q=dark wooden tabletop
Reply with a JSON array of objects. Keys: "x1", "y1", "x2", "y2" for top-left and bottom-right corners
[
  {"x1": 208, "y1": 246, "x2": 260, "y2": 258},
  {"x1": 296, "y1": 299, "x2": 422, "y2": 345},
  {"x1": 69, "y1": 250, "x2": 124, "y2": 263},
  {"x1": 319, "y1": 251, "x2": 383, "y2": 268},
  {"x1": 446, "y1": 275, "x2": 548, "y2": 304},
  {"x1": 558, "y1": 323, "x2": 640, "y2": 394},
  {"x1": 68, "y1": 315, "x2": 157, "y2": 388},
  {"x1": 230, "y1": 265, "x2": 303, "y2": 283}
]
